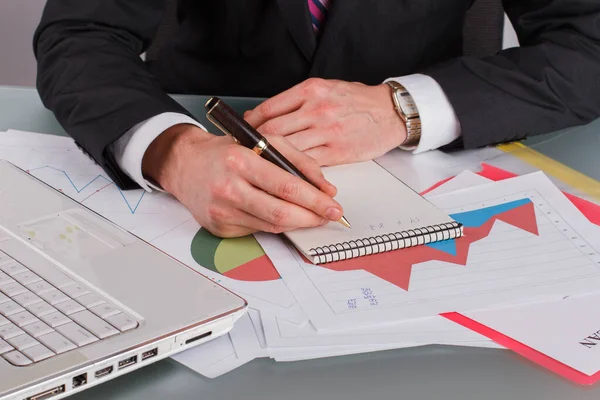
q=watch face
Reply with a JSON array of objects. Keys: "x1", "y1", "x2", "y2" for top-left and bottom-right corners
[{"x1": 397, "y1": 92, "x2": 419, "y2": 117}]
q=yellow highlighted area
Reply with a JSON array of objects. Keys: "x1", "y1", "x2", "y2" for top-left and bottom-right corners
[{"x1": 498, "y1": 142, "x2": 600, "y2": 203}]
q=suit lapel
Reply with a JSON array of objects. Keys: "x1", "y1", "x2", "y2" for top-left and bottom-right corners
[{"x1": 276, "y1": 0, "x2": 317, "y2": 62}]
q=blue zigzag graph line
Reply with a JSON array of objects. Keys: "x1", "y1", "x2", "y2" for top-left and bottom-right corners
[{"x1": 28, "y1": 166, "x2": 145, "y2": 214}]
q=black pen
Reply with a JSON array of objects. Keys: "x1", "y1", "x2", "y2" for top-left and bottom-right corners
[{"x1": 205, "y1": 97, "x2": 351, "y2": 229}]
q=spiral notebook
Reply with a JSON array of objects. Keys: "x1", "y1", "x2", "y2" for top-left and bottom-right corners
[{"x1": 284, "y1": 161, "x2": 463, "y2": 264}]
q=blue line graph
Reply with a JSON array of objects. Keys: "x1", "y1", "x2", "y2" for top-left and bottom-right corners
[{"x1": 28, "y1": 166, "x2": 145, "y2": 214}]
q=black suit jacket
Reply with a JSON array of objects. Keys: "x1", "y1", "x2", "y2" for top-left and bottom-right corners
[{"x1": 34, "y1": 0, "x2": 600, "y2": 189}]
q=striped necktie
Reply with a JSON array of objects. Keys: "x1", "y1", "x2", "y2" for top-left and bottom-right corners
[{"x1": 308, "y1": 0, "x2": 332, "y2": 35}]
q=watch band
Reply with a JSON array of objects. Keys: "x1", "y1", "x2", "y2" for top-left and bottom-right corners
[{"x1": 386, "y1": 81, "x2": 421, "y2": 148}]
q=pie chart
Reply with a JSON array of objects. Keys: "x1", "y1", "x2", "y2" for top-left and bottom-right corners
[{"x1": 190, "y1": 228, "x2": 280, "y2": 281}]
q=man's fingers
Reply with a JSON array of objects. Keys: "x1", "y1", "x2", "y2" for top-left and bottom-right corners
[
  {"x1": 241, "y1": 153, "x2": 342, "y2": 222},
  {"x1": 237, "y1": 182, "x2": 330, "y2": 228},
  {"x1": 256, "y1": 111, "x2": 312, "y2": 137},
  {"x1": 266, "y1": 135, "x2": 337, "y2": 197},
  {"x1": 207, "y1": 209, "x2": 292, "y2": 238},
  {"x1": 286, "y1": 129, "x2": 329, "y2": 152},
  {"x1": 305, "y1": 146, "x2": 337, "y2": 166},
  {"x1": 245, "y1": 84, "x2": 306, "y2": 128}
]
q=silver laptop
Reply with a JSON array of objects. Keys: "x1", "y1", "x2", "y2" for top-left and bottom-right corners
[{"x1": 0, "y1": 160, "x2": 247, "y2": 400}]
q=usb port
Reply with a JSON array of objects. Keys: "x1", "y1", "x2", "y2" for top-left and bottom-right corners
[
  {"x1": 118, "y1": 355, "x2": 137, "y2": 370},
  {"x1": 26, "y1": 385, "x2": 66, "y2": 400},
  {"x1": 94, "y1": 366, "x2": 113, "y2": 379},
  {"x1": 72, "y1": 373, "x2": 87, "y2": 388},
  {"x1": 142, "y1": 348, "x2": 158, "y2": 361}
]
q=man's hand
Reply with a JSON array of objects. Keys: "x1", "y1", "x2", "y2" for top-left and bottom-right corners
[
  {"x1": 244, "y1": 78, "x2": 407, "y2": 166},
  {"x1": 142, "y1": 124, "x2": 343, "y2": 238}
]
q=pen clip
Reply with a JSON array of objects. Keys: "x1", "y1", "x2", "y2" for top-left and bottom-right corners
[{"x1": 206, "y1": 112, "x2": 240, "y2": 144}]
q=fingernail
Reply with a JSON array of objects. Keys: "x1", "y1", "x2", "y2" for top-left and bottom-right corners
[{"x1": 325, "y1": 208, "x2": 342, "y2": 221}]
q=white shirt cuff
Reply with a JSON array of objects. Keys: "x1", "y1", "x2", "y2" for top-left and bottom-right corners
[
  {"x1": 385, "y1": 74, "x2": 461, "y2": 154},
  {"x1": 109, "y1": 112, "x2": 206, "y2": 192}
]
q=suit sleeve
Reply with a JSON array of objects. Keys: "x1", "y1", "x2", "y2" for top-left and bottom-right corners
[
  {"x1": 425, "y1": 0, "x2": 600, "y2": 149},
  {"x1": 34, "y1": 0, "x2": 192, "y2": 189}
]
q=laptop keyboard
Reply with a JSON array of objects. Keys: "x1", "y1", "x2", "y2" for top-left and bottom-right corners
[{"x1": 0, "y1": 251, "x2": 139, "y2": 366}]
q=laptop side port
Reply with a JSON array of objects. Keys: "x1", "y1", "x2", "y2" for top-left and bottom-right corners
[
  {"x1": 117, "y1": 355, "x2": 138, "y2": 370},
  {"x1": 72, "y1": 373, "x2": 87, "y2": 388},
  {"x1": 26, "y1": 385, "x2": 66, "y2": 400},
  {"x1": 185, "y1": 331, "x2": 212, "y2": 345},
  {"x1": 94, "y1": 366, "x2": 114, "y2": 379},
  {"x1": 142, "y1": 348, "x2": 158, "y2": 361}
]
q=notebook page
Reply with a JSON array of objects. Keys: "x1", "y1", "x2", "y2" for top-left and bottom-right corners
[{"x1": 284, "y1": 161, "x2": 455, "y2": 254}]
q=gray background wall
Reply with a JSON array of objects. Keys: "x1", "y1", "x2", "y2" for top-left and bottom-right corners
[
  {"x1": 0, "y1": 0, "x2": 46, "y2": 86},
  {"x1": 0, "y1": 1, "x2": 519, "y2": 87}
]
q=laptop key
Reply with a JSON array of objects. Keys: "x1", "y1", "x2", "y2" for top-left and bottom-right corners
[
  {"x1": 0, "y1": 300, "x2": 25, "y2": 316},
  {"x1": 105, "y1": 313, "x2": 138, "y2": 332},
  {"x1": 27, "y1": 301, "x2": 56, "y2": 318},
  {"x1": 22, "y1": 344, "x2": 54, "y2": 362},
  {"x1": 2, "y1": 350, "x2": 32, "y2": 366},
  {"x1": 90, "y1": 303, "x2": 120, "y2": 319},
  {"x1": 56, "y1": 323, "x2": 98, "y2": 346},
  {"x1": 0, "y1": 292, "x2": 9, "y2": 304},
  {"x1": 0, "y1": 262, "x2": 27, "y2": 276},
  {"x1": 75, "y1": 293, "x2": 105, "y2": 308},
  {"x1": 7, "y1": 333, "x2": 39, "y2": 351},
  {"x1": 12, "y1": 271, "x2": 42, "y2": 286},
  {"x1": 10, "y1": 311, "x2": 38, "y2": 327},
  {"x1": 39, "y1": 289, "x2": 69, "y2": 305},
  {"x1": 54, "y1": 299, "x2": 84, "y2": 316},
  {"x1": 0, "y1": 323, "x2": 25, "y2": 340},
  {"x1": 0, "y1": 315, "x2": 10, "y2": 326},
  {"x1": 71, "y1": 310, "x2": 119, "y2": 339},
  {"x1": 38, "y1": 331, "x2": 76, "y2": 354},
  {"x1": 0, "y1": 271, "x2": 14, "y2": 286},
  {"x1": 0, "y1": 339, "x2": 13, "y2": 354},
  {"x1": 0, "y1": 281, "x2": 27, "y2": 297},
  {"x1": 12, "y1": 291, "x2": 42, "y2": 307},
  {"x1": 22, "y1": 321, "x2": 53, "y2": 338},
  {"x1": 26, "y1": 280, "x2": 55, "y2": 295},
  {"x1": 61, "y1": 283, "x2": 90, "y2": 299},
  {"x1": 0, "y1": 252, "x2": 13, "y2": 265},
  {"x1": 40, "y1": 312, "x2": 71, "y2": 328}
]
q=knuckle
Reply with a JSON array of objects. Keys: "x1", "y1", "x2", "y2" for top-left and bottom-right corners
[
  {"x1": 264, "y1": 223, "x2": 285, "y2": 234},
  {"x1": 258, "y1": 100, "x2": 274, "y2": 118},
  {"x1": 211, "y1": 178, "x2": 237, "y2": 202},
  {"x1": 314, "y1": 102, "x2": 337, "y2": 119},
  {"x1": 223, "y1": 147, "x2": 247, "y2": 172},
  {"x1": 304, "y1": 78, "x2": 326, "y2": 96},
  {"x1": 311, "y1": 196, "x2": 324, "y2": 213},
  {"x1": 330, "y1": 121, "x2": 344, "y2": 136},
  {"x1": 277, "y1": 180, "x2": 300, "y2": 200},
  {"x1": 261, "y1": 121, "x2": 279, "y2": 136},
  {"x1": 269, "y1": 207, "x2": 289, "y2": 226},
  {"x1": 206, "y1": 204, "x2": 228, "y2": 223}
]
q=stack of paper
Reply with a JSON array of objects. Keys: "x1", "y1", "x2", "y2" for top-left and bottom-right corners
[{"x1": 2, "y1": 129, "x2": 600, "y2": 384}]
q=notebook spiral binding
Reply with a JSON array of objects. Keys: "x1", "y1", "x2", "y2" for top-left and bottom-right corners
[{"x1": 308, "y1": 221, "x2": 464, "y2": 264}]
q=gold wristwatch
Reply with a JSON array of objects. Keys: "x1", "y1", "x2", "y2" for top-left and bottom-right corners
[{"x1": 386, "y1": 81, "x2": 421, "y2": 148}]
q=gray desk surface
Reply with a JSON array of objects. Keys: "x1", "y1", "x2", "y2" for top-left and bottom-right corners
[{"x1": 2, "y1": 85, "x2": 600, "y2": 400}]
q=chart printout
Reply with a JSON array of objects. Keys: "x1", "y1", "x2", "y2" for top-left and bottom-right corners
[{"x1": 258, "y1": 173, "x2": 600, "y2": 331}]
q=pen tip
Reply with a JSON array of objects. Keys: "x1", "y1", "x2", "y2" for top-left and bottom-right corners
[{"x1": 339, "y1": 216, "x2": 352, "y2": 229}]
